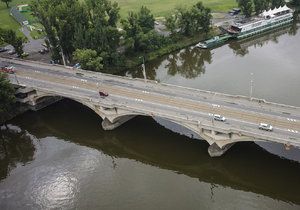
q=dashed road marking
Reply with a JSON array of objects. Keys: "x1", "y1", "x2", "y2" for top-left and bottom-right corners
[
  {"x1": 287, "y1": 118, "x2": 297, "y2": 122},
  {"x1": 212, "y1": 104, "x2": 220, "y2": 108},
  {"x1": 135, "y1": 99, "x2": 143, "y2": 102},
  {"x1": 288, "y1": 129, "x2": 298, "y2": 133}
]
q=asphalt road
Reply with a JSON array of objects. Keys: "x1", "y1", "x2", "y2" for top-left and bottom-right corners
[{"x1": 1, "y1": 57, "x2": 299, "y2": 146}]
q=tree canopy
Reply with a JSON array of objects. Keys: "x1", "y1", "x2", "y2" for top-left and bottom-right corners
[
  {"x1": 0, "y1": 73, "x2": 15, "y2": 114},
  {"x1": 1, "y1": 0, "x2": 12, "y2": 8},
  {"x1": 0, "y1": 28, "x2": 24, "y2": 57}
]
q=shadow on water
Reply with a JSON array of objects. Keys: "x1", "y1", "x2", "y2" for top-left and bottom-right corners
[
  {"x1": 125, "y1": 47, "x2": 212, "y2": 80},
  {"x1": 0, "y1": 126, "x2": 35, "y2": 180},
  {"x1": 5, "y1": 100, "x2": 300, "y2": 205}
]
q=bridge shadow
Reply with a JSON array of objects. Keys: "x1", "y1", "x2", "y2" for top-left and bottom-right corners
[{"x1": 6, "y1": 99, "x2": 300, "y2": 205}]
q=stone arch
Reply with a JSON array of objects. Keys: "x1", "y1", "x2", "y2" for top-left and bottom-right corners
[{"x1": 33, "y1": 94, "x2": 107, "y2": 120}]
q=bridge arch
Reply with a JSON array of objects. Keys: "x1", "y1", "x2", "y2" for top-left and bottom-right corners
[{"x1": 33, "y1": 94, "x2": 107, "y2": 120}]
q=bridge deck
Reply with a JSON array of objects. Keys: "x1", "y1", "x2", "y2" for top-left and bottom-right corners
[{"x1": 1, "y1": 57, "x2": 300, "y2": 148}]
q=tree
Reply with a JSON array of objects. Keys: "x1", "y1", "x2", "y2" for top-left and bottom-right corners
[
  {"x1": 0, "y1": 73, "x2": 15, "y2": 114},
  {"x1": 174, "y1": 2, "x2": 212, "y2": 36},
  {"x1": 121, "y1": 6, "x2": 163, "y2": 52},
  {"x1": 253, "y1": 0, "x2": 269, "y2": 15},
  {"x1": 0, "y1": 28, "x2": 24, "y2": 57},
  {"x1": 165, "y1": 15, "x2": 177, "y2": 35},
  {"x1": 1, "y1": 0, "x2": 12, "y2": 8},
  {"x1": 271, "y1": 0, "x2": 285, "y2": 8},
  {"x1": 137, "y1": 6, "x2": 155, "y2": 33},
  {"x1": 292, "y1": 0, "x2": 300, "y2": 6},
  {"x1": 73, "y1": 49, "x2": 103, "y2": 71},
  {"x1": 32, "y1": 0, "x2": 122, "y2": 67},
  {"x1": 236, "y1": 0, "x2": 253, "y2": 17}
]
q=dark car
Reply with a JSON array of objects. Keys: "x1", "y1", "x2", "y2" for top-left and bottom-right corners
[
  {"x1": 229, "y1": 8, "x2": 241, "y2": 16},
  {"x1": 99, "y1": 91, "x2": 108, "y2": 97},
  {"x1": 0, "y1": 47, "x2": 8, "y2": 53}
]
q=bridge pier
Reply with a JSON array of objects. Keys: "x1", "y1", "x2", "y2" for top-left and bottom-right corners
[
  {"x1": 102, "y1": 116, "x2": 135, "y2": 130},
  {"x1": 208, "y1": 142, "x2": 235, "y2": 157}
]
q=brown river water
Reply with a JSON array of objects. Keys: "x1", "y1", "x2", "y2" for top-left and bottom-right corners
[{"x1": 0, "y1": 13, "x2": 300, "y2": 210}]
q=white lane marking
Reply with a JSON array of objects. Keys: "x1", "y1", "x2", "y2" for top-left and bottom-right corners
[
  {"x1": 25, "y1": 76, "x2": 30, "y2": 79},
  {"x1": 34, "y1": 70, "x2": 40, "y2": 73},
  {"x1": 212, "y1": 104, "x2": 220, "y2": 108},
  {"x1": 80, "y1": 79, "x2": 87, "y2": 83},
  {"x1": 287, "y1": 118, "x2": 297, "y2": 122},
  {"x1": 135, "y1": 99, "x2": 143, "y2": 102},
  {"x1": 142, "y1": 90, "x2": 149, "y2": 94},
  {"x1": 72, "y1": 86, "x2": 79, "y2": 89},
  {"x1": 288, "y1": 129, "x2": 298, "y2": 133}
]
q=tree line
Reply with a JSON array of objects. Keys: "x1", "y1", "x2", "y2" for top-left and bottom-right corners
[{"x1": 30, "y1": 0, "x2": 212, "y2": 72}]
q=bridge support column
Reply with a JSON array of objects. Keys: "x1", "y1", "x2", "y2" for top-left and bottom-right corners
[
  {"x1": 102, "y1": 115, "x2": 135, "y2": 130},
  {"x1": 207, "y1": 142, "x2": 235, "y2": 157}
]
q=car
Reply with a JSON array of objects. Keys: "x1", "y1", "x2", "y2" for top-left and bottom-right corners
[
  {"x1": 39, "y1": 48, "x2": 49, "y2": 54},
  {"x1": 213, "y1": 114, "x2": 226, "y2": 122},
  {"x1": 99, "y1": 91, "x2": 108, "y2": 97},
  {"x1": 8, "y1": 49, "x2": 16, "y2": 55},
  {"x1": 0, "y1": 66, "x2": 15, "y2": 74},
  {"x1": 0, "y1": 47, "x2": 8, "y2": 53},
  {"x1": 73, "y1": 63, "x2": 81, "y2": 69},
  {"x1": 76, "y1": 72, "x2": 84, "y2": 77},
  {"x1": 259, "y1": 123, "x2": 273, "y2": 131}
]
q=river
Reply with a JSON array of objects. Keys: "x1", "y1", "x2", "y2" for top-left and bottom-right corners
[{"x1": 0, "y1": 14, "x2": 300, "y2": 209}]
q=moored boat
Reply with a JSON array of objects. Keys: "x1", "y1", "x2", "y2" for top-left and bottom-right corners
[
  {"x1": 222, "y1": 5, "x2": 293, "y2": 39},
  {"x1": 195, "y1": 34, "x2": 232, "y2": 49}
]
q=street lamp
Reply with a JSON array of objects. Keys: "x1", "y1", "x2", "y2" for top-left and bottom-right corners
[
  {"x1": 139, "y1": 56, "x2": 147, "y2": 83},
  {"x1": 249, "y1": 72, "x2": 254, "y2": 100}
]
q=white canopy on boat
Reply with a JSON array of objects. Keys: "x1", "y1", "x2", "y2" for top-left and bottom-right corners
[{"x1": 260, "y1": 5, "x2": 292, "y2": 18}]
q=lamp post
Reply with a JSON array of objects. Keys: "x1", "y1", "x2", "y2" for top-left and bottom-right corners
[
  {"x1": 140, "y1": 56, "x2": 147, "y2": 83},
  {"x1": 249, "y1": 72, "x2": 254, "y2": 100}
]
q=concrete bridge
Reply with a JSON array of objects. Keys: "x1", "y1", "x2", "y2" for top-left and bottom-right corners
[{"x1": 1, "y1": 57, "x2": 300, "y2": 156}]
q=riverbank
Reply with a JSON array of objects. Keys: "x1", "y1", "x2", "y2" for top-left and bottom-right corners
[{"x1": 0, "y1": 103, "x2": 30, "y2": 125}]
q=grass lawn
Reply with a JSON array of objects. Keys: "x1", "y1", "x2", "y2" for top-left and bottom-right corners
[
  {"x1": 115, "y1": 0, "x2": 237, "y2": 17},
  {"x1": 0, "y1": 0, "x2": 31, "y2": 37}
]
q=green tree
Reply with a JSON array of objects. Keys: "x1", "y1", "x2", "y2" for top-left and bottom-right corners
[
  {"x1": 137, "y1": 6, "x2": 155, "y2": 33},
  {"x1": 0, "y1": 73, "x2": 15, "y2": 114},
  {"x1": 271, "y1": 0, "x2": 285, "y2": 8},
  {"x1": 121, "y1": 6, "x2": 161, "y2": 52},
  {"x1": 1, "y1": 0, "x2": 12, "y2": 8},
  {"x1": 165, "y1": 15, "x2": 177, "y2": 35},
  {"x1": 73, "y1": 49, "x2": 103, "y2": 71},
  {"x1": 253, "y1": 0, "x2": 269, "y2": 15},
  {"x1": 175, "y1": 2, "x2": 212, "y2": 36},
  {"x1": 0, "y1": 28, "x2": 24, "y2": 57},
  {"x1": 32, "y1": 0, "x2": 121, "y2": 67},
  {"x1": 292, "y1": 0, "x2": 300, "y2": 6},
  {"x1": 236, "y1": 0, "x2": 253, "y2": 17}
]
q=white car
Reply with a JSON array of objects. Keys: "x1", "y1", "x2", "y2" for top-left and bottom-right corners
[
  {"x1": 213, "y1": 114, "x2": 226, "y2": 122},
  {"x1": 259, "y1": 123, "x2": 273, "y2": 131}
]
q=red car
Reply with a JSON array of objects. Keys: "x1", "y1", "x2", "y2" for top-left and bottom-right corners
[
  {"x1": 99, "y1": 91, "x2": 108, "y2": 97},
  {"x1": 0, "y1": 66, "x2": 15, "y2": 74}
]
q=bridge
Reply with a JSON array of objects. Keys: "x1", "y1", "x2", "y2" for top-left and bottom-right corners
[{"x1": 1, "y1": 57, "x2": 299, "y2": 157}]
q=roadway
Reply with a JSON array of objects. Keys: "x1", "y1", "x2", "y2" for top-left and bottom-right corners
[{"x1": 1, "y1": 57, "x2": 300, "y2": 146}]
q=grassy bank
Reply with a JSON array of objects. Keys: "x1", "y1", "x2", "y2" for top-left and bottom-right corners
[{"x1": 116, "y1": 0, "x2": 236, "y2": 17}]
